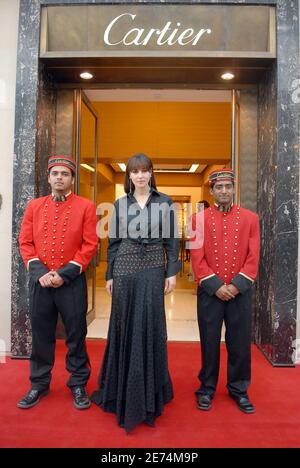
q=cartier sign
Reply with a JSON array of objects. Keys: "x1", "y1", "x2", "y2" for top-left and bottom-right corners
[
  {"x1": 42, "y1": 4, "x2": 275, "y2": 58},
  {"x1": 103, "y1": 13, "x2": 212, "y2": 47}
]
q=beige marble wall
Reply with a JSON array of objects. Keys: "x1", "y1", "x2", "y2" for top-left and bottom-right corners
[{"x1": 0, "y1": 0, "x2": 19, "y2": 353}]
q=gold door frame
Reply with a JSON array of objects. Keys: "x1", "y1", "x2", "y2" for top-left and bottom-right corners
[{"x1": 73, "y1": 89, "x2": 99, "y2": 322}]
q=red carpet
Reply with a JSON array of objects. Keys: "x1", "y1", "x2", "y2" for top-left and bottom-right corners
[{"x1": 0, "y1": 340, "x2": 300, "y2": 448}]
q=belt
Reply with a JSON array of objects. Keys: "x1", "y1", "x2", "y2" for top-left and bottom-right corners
[{"x1": 125, "y1": 237, "x2": 162, "y2": 259}]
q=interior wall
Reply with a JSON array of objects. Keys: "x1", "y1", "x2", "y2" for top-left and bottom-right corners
[
  {"x1": 56, "y1": 89, "x2": 73, "y2": 155},
  {"x1": 79, "y1": 169, "x2": 94, "y2": 200},
  {"x1": 97, "y1": 181, "x2": 115, "y2": 261},
  {"x1": 202, "y1": 184, "x2": 214, "y2": 206},
  {"x1": 0, "y1": 0, "x2": 19, "y2": 354},
  {"x1": 157, "y1": 186, "x2": 203, "y2": 212}
]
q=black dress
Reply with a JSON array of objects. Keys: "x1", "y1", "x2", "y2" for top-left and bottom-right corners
[{"x1": 91, "y1": 190, "x2": 180, "y2": 432}]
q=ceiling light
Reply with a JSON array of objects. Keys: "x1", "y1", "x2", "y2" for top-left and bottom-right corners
[
  {"x1": 118, "y1": 163, "x2": 126, "y2": 172},
  {"x1": 221, "y1": 72, "x2": 235, "y2": 80},
  {"x1": 80, "y1": 72, "x2": 93, "y2": 80},
  {"x1": 80, "y1": 163, "x2": 95, "y2": 172},
  {"x1": 189, "y1": 164, "x2": 199, "y2": 173}
]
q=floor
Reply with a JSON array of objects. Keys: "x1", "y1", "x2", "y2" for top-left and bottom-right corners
[
  {"x1": 87, "y1": 287, "x2": 200, "y2": 341},
  {"x1": 88, "y1": 260, "x2": 225, "y2": 341}
]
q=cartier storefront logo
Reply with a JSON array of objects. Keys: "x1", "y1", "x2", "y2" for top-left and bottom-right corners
[
  {"x1": 42, "y1": 4, "x2": 275, "y2": 57},
  {"x1": 103, "y1": 13, "x2": 212, "y2": 47}
]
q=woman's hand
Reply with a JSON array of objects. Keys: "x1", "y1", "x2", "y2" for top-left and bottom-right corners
[
  {"x1": 164, "y1": 275, "x2": 176, "y2": 295},
  {"x1": 106, "y1": 279, "x2": 113, "y2": 296}
]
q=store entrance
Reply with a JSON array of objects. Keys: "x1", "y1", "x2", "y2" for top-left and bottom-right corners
[{"x1": 61, "y1": 87, "x2": 244, "y2": 340}]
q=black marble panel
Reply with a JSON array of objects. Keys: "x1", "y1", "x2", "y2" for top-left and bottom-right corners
[
  {"x1": 11, "y1": 1, "x2": 57, "y2": 357},
  {"x1": 256, "y1": 63, "x2": 277, "y2": 362},
  {"x1": 256, "y1": 0, "x2": 300, "y2": 365},
  {"x1": 11, "y1": 0, "x2": 42, "y2": 357},
  {"x1": 35, "y1": 63, "x2": 57, "y2": 197}
]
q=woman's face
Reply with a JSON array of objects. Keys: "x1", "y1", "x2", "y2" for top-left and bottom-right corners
[{"x1": 129, "y1": 167, "x2": 151, "y2": 190}]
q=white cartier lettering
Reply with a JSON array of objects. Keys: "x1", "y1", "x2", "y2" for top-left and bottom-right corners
[{"x1": 104, "y1": 13, "x2": 212, "y2": 47}]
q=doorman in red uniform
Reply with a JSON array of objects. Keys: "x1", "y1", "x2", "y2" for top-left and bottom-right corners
[
  {"x1": 18, "y1": 156, "x2": 98, "y2": 410},
  {"x1": 190, "y1": 169, "x2": 260, "y2": 414}
]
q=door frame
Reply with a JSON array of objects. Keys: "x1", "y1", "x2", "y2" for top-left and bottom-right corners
[{"x1": 73, "y1": 89, "x2": 99, "y2": 324}]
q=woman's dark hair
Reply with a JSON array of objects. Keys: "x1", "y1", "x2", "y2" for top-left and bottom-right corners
[{"x1": 124, "y1": 153, "x2": 157, "y2": 194}]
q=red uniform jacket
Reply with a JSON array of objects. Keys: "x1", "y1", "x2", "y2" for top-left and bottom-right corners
[
  {"x1": 19, "y1": 192, "x2": 98, "y2": 283},
  {"x1": 190, "y1": 205, "x2": 260, "y2": 295}
]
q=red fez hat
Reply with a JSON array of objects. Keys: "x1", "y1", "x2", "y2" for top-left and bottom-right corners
[
  {"x1": 209, "y1": 168, "x2": 235, "y2": 186},
  {"x1": 48, "y1": 155, "x2": 76, "y2": 174}
]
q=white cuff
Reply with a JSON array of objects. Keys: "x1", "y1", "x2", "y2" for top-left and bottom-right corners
[
  {"x1": 239, "y1": 272, "x2": 254, "y2": 283},
  {"x1": 27, "y1": 258, "x2": 40, "y2": 270},
  {"x1": 199, "y1": 273, "x2": 216, "y2": 285}
]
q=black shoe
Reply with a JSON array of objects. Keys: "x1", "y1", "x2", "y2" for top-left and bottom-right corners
[
  {"x1": 196, "y1": 393, "x2": 213, "y2": 411},
  {"x1": 229, "y1": 393, "x2": 255, "y2": 414},
  {"x1": 71, "y1": 386, "x2": 91, "y2": 410},
  {"x1": 17, "y1": 388, "x2": 50, "y2": 409}
]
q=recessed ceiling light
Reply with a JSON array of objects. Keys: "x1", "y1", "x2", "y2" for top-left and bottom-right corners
[
  {"x1": 221, "y1": 72, "x2": 235, "y2": 80},
  {"x1": 189, "y1": 164, "x2": 199, "y2": 173},
  {"x1": 80, "y1": 72, "x2": 93, "y2": 80},
  {"x1": 118, "y1": 163, "x2": 126, "y2": 172},
  {"x1": 80, "y1": 163, "x2": 95, "y2": 172}
]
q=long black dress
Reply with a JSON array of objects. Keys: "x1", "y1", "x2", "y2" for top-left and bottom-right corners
[{"x1": 91, "y1": 191, "x2": 180, "y2": 432}]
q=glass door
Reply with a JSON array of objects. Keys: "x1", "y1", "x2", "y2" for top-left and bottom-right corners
[{"x1": 73, "y1": 89, "x2": 98, "y2": 323}]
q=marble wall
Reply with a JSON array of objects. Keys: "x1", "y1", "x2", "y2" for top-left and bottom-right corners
[
  {"x1": 35, "y1": 63, "x2": 57, "y2": 197},
  {"x1": 11, "y1": 0, "x2": 41, "y2": 357},
  {"x1": 240, "y1": 89, "x2": 258, "y2": 214},
  {"x1": 11, "y1": 0, "x2": 300, "y2": 365},
  {"x1": 256, "y1": 63, "x2": 277, "y2": 362},
  {"x1": 296, "y1": 0, "x2": 300, "y2": 366},
  {"x1": 11, "y1": 0, "x2": 57, "y2": 356},
  {"x1": 239, "y1": 89, "x2": 258, "y2": 341},
  {"x1": 256, "y1": 0, "x2": 300, "y2": 366}
]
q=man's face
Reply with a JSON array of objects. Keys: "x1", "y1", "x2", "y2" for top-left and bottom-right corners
[
  {"x1": 48, "y1": 166, "x2": 74, "y2": 193},
  {"x1": 210, "y1": 181, "x2": 235, "y2": 205}
]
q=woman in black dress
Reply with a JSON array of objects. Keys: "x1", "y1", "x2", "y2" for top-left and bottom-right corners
[{"x1": 91, "y1": 153, "x2": 181, "y2": 432}]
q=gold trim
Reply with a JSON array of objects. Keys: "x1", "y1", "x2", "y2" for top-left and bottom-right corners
[{"x1": 40, "y1": 50, "x2": 276, "y2": 59}]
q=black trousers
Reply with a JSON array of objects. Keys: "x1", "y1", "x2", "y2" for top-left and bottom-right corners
[
  {"x1": 196, "y1": 286, "x2": 252, "y2": 397},
  {"x1": 28, "y1": 273, "x2": 90, "y2": 391}
]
